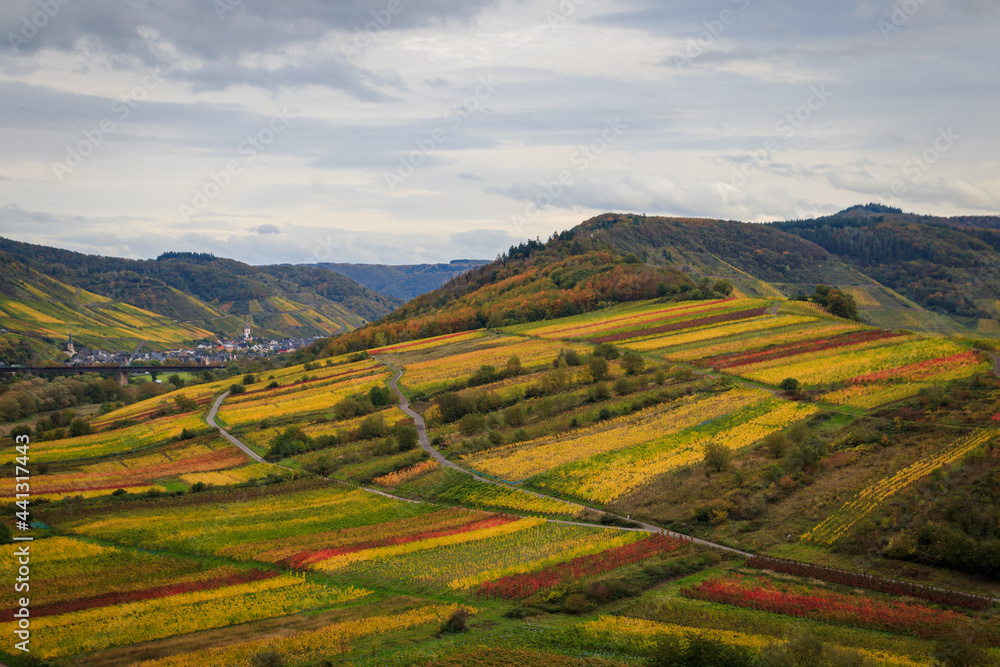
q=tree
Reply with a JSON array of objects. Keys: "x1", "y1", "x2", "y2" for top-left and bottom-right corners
[
  {"x1": 0, "y1": 521, "x2": 12, "y2": 545},
  {"x1": 394, "y1": 425, "x2": 419, "y2": 450},
  {"x1": 764, "y1": 432, "x2": 788, "y2": 459},
  {"x1": 593, "y1": 343, "x2": 620, "y2": 360},
  {"x1": 704, "y1": 441, "x2": 732, "y2": 474},
  {"x1": 243, "y1": 373, "x2": 256, "y2": 385},
  {"x1": 68, "y1": 418, "x2": 91, "y2": 437},
  {"x1": 588, "y1": 355, "x2": 610, "y2": 382},
  {"x1": 229, "y1": 383, "x2": 246, "y2": 395},
  {"x1": 168, "y1": 374, "x2": 184, "y2": 389},
  {"x1": 505, "y1": 355, "x2": 524, "y2": 376},
  {"x1": 779, "y1": 378, "x2": 800, "y2": 393},
  {"x1": 622, "y1": 351, "x2": 645, "y2": 375},
  {"x1": 359, "y1": 414, "x2": 386, "y2": 440},
  {"x1": 369, "y1": 385, "x2": 393, "y2": 407}
]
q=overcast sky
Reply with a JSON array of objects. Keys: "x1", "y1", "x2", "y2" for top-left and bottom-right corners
[{"x1": 1, "y1": 0, "x2": 998, "y2": 265}]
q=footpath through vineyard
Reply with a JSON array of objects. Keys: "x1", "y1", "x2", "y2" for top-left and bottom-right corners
[{"x1": 203, "y1": 360, "x2": 1000, "y2": 607}]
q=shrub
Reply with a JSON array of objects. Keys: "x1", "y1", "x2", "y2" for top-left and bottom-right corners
[
  {"x1": 622, "y1": 351, "x2": 645, "y2": 375},
  {"x1": 191, "y1": 481, "x2": 207, "y2": 493},
  {"x1": 703, "y1": 441, "x2": 731, "y2": 474},
  {"x1": 439, "y1": 607, "x2": 472, "y2": 634},
  {"x1": 593, "y1": 343, "x2": 620, "y2": 360},
  {"x1": 243, "y1": 373, "x2": 256, "y2": 385},
  {"x1": 68, "y1": 418, "x2": 91, "y2": 437},
  {"x1": 358, "y1": 414, "x2": 386, "y2": 440},
  {"x1": 647, "y1": 632, "x2": 758, "y2": 667},
  {"x1": 369, "y1": 385, "x2": 394, "y2": 407},
  {"x1": 459, "y1": 412, "x2": 487, "y2": 436},
  {"x1": 229, "y1": 383, "x2": 246, "y2": 395},
  {"x1": 763, "y1": 432, "x2": 788, "y2": 459},
  {"x1": 779, "y1": 378, "x2": 800, "y2": 393},
  {"x1": 267, "y1": 381, "x2": 279, "y2": 389}
]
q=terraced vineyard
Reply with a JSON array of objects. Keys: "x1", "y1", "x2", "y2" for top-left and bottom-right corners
[{"x1": 6, "y1": 295, "x2": 1000, "y2": 666}]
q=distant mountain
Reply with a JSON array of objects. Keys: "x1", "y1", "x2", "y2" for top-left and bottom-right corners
[
  {"x1": 313, "y1": 260, "x2": 491, "y2": 302},
  {"x1": 0, "y1": 238, "x2": 402, "y2": 352}
]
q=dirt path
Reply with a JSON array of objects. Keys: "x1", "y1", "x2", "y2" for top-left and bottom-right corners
[
  {"x1": 202, "y1": 367, "x2": 999, "y2": 606},
  {"x1": 206, "y1": 392, "x2": 429, "y2": 505},
  {"x1": 378, "y1": 357, "x2": 747, "y2": 551},
  {"x1": 206, "y1": 392, "x2": 266, "y2": 463},
  {"x1": 991, "y1": 352, "x2": 1000, "y2": 377}
]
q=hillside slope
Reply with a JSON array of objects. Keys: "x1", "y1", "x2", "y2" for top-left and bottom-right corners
[
  {"x1": 315, "y1": 260, "x2": 490, "y2": 301},
  {"x1": 0, "y1": 256, "x2": 214, "y2": 362},
  {"x1": 0, "y1": 238, "x2": 401, "y2": 340},
  {"x1": 773, "y1": 205, "x2": 1000, "y2": 332}
]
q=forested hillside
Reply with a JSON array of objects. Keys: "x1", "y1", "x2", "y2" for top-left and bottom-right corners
[
  {"x1": 773, "y1": 205, "x2": 1000, "y2": 324},
  {"x1": 0, "y1": 239, "x2": 401, "y2": 340},
  {"x1": 312, "y1": 238, "x2": 726, "y2": 356}
]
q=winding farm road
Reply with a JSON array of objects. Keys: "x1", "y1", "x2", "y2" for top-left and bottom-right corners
[
  {"x1": 206, "y1": 392, "x2": 266, "y2": 463},
  {"x1": 379, "y1": 357, "x2": 747, "y2": 553},
  {"x1": 201, "y1": 361, "x2": 1000, "y2": 605}
]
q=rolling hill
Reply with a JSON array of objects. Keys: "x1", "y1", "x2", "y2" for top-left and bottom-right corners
[
  {"x1": 310, "y1": 208, "x2": 1000, "y2": 359},
  {"x1": 0, "y1": 255, "x2": 215, "y2": 363},
  {"x1": 0, "y1": 238, "x2": 402, "y2": 350}
]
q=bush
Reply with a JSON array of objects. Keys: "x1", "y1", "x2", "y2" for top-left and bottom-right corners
[
  {"x1": 267, "y1": 381, "x2": 279, "y2": 389},
  {"x1": 503, "y1": 405, "x2": 526, "y2": 427},
  {"x1": 243, "y1": 373, "x2": 256, "y2": 385},
  {"x1": 369, "y1": 385, "x2": 394, "y2": 407},
  {"x1": 593, "y1": 343, "x2": 620, "y2": 360},
  {"x1": 250, "y1": 651, "x2": 284, "y2": 667},
  {"x1": 0, "y1": 521, "x2": 12, "y2": 545},
  {"x1": 191, "y1": 481, "x2": 207, "y2": 493},
  {"x1": 394, "y1": 425, "x2": 419, "y2": 450},
  {"x1": 439, "y1": 607, "x2": 471, "y2": 634},
  {"x1": 266, "y1": 426, "x2": 311, "y2": 461},
  {"x1": 68, "y1": 418, "x2": 91, "y2": 437},
  {"x1": 588, "y1": 356, "x2": 610, "y2": 382},
  {"x1": 179, "y1": 428, "x2": 196, "y2": 441},
  {"x1": 647, "y1": 632, "x2": 758, "y2": 667},
  {"x1": 229, "y1": 383, "x2": 246, "y2": 395},
  {"x1": 174, "y1": 395, "x2": 198, "y2": 412},
  {"x1": 703, "y1": 441, "x2": 731, "y2": 474},
  {"x1": 614, "y1": 376, "x2": 634, "y2": 395},
  {"x1": 779, "y1": 378, "x2": 800, "y2": 393},
  {"x1": 358, "y1": 414, "x2": 386, "y2": 440},
  {"x1": 764, "y1": 432, "x2": 788, "y2": 459},
  {"x1": 459, "y1": 412, "x2": 487, "y2": 436},
  {"x1": 622, "y1": 351, "x2": 645, "y2": 375},
  {"x1": 589, "y1": 381, "x2": 611, "y2": 402}
]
